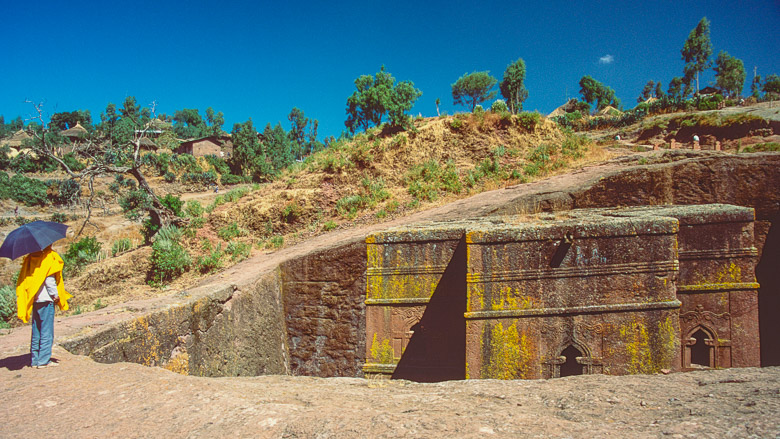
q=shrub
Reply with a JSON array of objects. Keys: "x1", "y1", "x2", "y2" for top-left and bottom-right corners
[
  {"x1": 0, "y1": 285, "x2": 15, "y2": 324},
  {"x1": 111, "y1": 238, "x2": 133, "y2": 256},
  {"x1": 0, "y1": 173, "x2": 48, "y2": 206},
  {"x1": 185, "y1": 200, "x2": 205, "y2": 218},
  {"x1": 405, "y1": 160, "x2": 462, "y2": 201},
  {"x1": 218, "y1": 222, "x2": 245, "y2": 241},
  {"x1": 335, "y1": 195, "x2": 367, "y2": 219},
  {"x1": 266, "y1": 235, "x2": 284, "y2": 249},
  {"x1": 160, "y1": 193, "x2": 184, "y2": 218},
  {"x1": 323, "y1": 220, "x2": 338, "y2": 231},
  {"x1": 219, "y1": 173, "x2": 249, "y2": 185},
  {"x1": 62, "y1": 152, "x2": 85, "y2": 172},
  {"x1": 50, "y1": 179, "x2": 81, "y2": 205},
  {"x1": 226, "y1": 241, "x2": 250, "y2": 262},
  {"x1": 64, "y1": 236, "x2": 102, "y2": 275},
  {"x1": 51, "y1": 212, "x2": 69, "y2": 223},
  {"x1": 196, "y1": 242, "x2": 223, "y2": 274},
  {"x1": 148, "y1": 226, "x2": 191, "y2": 285},
  {"x1": 473, "y1": 105, "x2": 484, "y2": 114},
  {"x1": 163, "y1": 171, "x2": 177, "y2": 183},
  {"x1": 516, "y1": 112, "x2": 541, "y2": 132},
  {"x1": 204, "y1": 154, "x2": 230, "y2": 175},
  {"x1": 491, "y1": 100, "x2": 509, "y2": 113},
  {"x1": 449, "y1": 114, "x2": 467, "y2": 132}
]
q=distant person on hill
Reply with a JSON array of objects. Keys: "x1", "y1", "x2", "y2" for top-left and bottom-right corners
[
  {"x1": 693, "y1": 135, "x2": 700, "y2": 143},
  {"x1": 16, "y1": 245, "x2": 72, "y2": 368}
]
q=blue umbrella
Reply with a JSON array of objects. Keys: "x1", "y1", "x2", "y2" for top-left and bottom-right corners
[{"x1": 0, "y1": 220, "x2": 69, "y2": 260}]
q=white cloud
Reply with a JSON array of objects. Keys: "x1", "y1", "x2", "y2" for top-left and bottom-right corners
[{"x1": 599, "y1": 54, "x2": 614, "y2": 64}]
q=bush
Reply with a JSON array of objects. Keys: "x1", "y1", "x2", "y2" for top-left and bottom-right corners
[
  {"x1": 196, "y1": 242, "x2": 223, "y2": 274},
  {"x1": 336, "y1": 195, "x2": 367, "y2": 219},
  {"x1": 62, "y1": 152, "x2": 85, "y2": 172},
  {"x1": 148, "y1": 226, "x2": 191, "y2": 285},
  {"x1": 491, "y1": 100, "x2": 509, "y2": 113},
  {"x1": 218, "y1": 222, "x2": 245, "y2": 241},
  {"x1": 226, "y1": 241, "x2": 250, "y2": 262},
  {"x1": 516, "y1": 112, "x2": 541, "y2": 132},
  {"x1": 405, "y1": 160, "x2": 462, "y2": 201},
  {"x1": 0, "y1": 285, "x2": 15, "y2": 324},
  {"x1": 51, "y1": 212, "x2": 69, "y2": 223},
  {"x1": 111, "y1": 238, "x2": 133, "y2": 256},
  {"x1": 185, "y1": 200, "x2": 205, "y2": 218},
  {"x1": 48, "y1": 179, "x2": 81, "y2": 205},
  {"x1": 219, "y1": 173, "x2": 249, "y2": 185},
  {"x1": 0, "y1": 173, "x2": 49, "y2": 206},
  {"x1": 64, "y1": 236, "x2": 102, "y2": 275},
  {"x1": 204, "y1": 154, "x2": 230, "y2": 175}
]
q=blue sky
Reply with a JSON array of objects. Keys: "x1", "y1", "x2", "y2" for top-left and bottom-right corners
[{"x1": 2, "y1": 0, "x2": 778, "y2": 139}]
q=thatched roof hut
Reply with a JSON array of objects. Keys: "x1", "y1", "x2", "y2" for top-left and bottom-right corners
[
  {"x1": 597, "y1": 105, "x2": 623, "y2": 117},
  {"x1": 3, "y1": 130, "x2": 31, "y2": 148},
  {"x1": 138, "y1": 137, "x2": 157, "y2": 149},
  {"x1": 548, "y1": 99, "x2": 581, "y2": 118},
  {"x1": 60, "y1": 123, "x2": 88, "y2": 140}
]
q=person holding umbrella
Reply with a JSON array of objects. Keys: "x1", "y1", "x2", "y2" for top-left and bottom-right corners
[{"x1": 0, "y1": 220, "x2": 73, "y2": 369}]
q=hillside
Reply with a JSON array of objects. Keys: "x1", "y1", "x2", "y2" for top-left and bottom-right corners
[{"x1": 0, "y1": 106, "x2": 777, "y2": 321}]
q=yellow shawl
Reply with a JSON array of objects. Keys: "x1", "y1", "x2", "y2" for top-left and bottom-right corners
[{"x1": 16, "y1": 248, "x2": 72, "y2": 323}]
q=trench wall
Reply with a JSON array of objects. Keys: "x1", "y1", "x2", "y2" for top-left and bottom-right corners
[{"x1": 61, "y1": 152, "x2": 780, "y2": 375}]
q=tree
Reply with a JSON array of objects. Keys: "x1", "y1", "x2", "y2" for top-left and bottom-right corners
[
  {"x1": 751, "y1": 74, "x2": 762, "y2": 99},
  {"x1": 654, "y1": 81, "x2": 665, "y2": 99},
  {"x1": 638, "y1": 80, "x2": 655, "y2": 103},
  {"x1": 452, "y1": 71, "x2": 497, "y2": 111},
  {"x1": 229, "y1": 119, "x2": 266, "y2": 178},
  {"x1": 435, "y1": 98, "x2": 441, "y2": 116},
  {"x1": 667, "y1": 77, "x2": 685, "y2": 101},
  {"x1": 681, "y1": 17, "x2": 713, "y2": 94},
  {"x1": 262, "y1": 123, "x2": 294, "y2": 174},
  {"x1": 761, "y1": 74, "x2": 780, "y2": 96},
  {"x1": 714, "y1": 51, "x2": 746, "y2": 98},
  {"x1": 50, "y1": 110, "x2": 92, "y2": 131},
  {"x1": 173, "y1": 108, "x2": 207, "y2": 139},
  {"x1": 344, "y1": 66, "x2": 422, "y2": 133},
  {"x1": 287, "y1": 107, "x2": 320, "y2": 159},
  {"x1": 205, "y1": 107, "x2": 225, "y2": 137},
  {"x1": 499, "y1": 58, "x2": 529, "y2": 114},
  {"x1": 578, "y1": 75, "x2": 620, "y2": 112}
]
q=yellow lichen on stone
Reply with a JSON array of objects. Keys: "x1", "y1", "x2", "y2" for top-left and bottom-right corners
[
  {"x1": 491, "y1": 286, "x2": 537, "y2": 311},
  {"x1": 656, "y1": 316, "x2": 679, "y2": 368},
  {"x1": 129, "y1": 316, "x2": 162, "y2": 367},
  {"x1": 370, "y1": 333, "x2": 395, "y2": 364},
  {"x1": 164, "y1": 352, "x2": 190, "y2": 375},
  {"x1": 482, "y1": 322, "x2": 532, "y2": 380},
  {"x1": 716, "y1": 262, "x2": 742, "y2": 283},
  {"x1": 619, "y1": 319, "x2": 653, "y2": 375}
]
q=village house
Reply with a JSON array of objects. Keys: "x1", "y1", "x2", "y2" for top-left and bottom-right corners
[{"x1": 175, "y1": 135, "x2": 233, "y2": 158}]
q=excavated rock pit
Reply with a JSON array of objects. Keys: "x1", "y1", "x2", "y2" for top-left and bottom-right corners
[{"x1": 52, "y1": 151, "x2": 780, "y2": 379}]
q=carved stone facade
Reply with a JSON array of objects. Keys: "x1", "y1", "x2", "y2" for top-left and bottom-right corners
[{"x1": 364, "y1": 204, "x2": 761, "y2": 381}]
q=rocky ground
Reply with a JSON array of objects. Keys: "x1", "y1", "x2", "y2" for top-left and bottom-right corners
[
  {"x1": 2, "y1": 149, "x2": 779, "y2": 438},
  {"x1": 0, "y1": 347, "x2": 778, "y2": 438}
]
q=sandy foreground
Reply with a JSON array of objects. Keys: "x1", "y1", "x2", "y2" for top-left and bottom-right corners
[{"x1": 0, "y1": 344, "x2": 778, "y2": 439}]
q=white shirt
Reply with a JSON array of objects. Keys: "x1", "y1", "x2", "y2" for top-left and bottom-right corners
[{"x1": 35, "y1": 276, "x2": 58, "y2": 303}]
